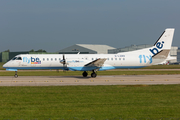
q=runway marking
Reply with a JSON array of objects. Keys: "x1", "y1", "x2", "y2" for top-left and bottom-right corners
[
  {"x1": 45, "y1": 81, "x2": 48, "y2": 82},
  {"x1": 75, "y1": 80, "x2": 79, "y2": 82},
  {"x1": 120, "y1": 80, "x2": 124, "y2": 81},
  {"x1": 60, "y1": 81, "x2": 63, "y2": 82},
  {"x1": 90, "y1": 80, "x2": 94, "y2": 82},
  {"x1": 165, "y1": 80, "x2": 169, "y2": 81},
  {"x1": 150, "y1": 80, "x2": 154, "y2": 81},
  {"x1": 105, "y1": 80, "x2": 109, "y2": 82},
  {"x1": 135, "y1": 80, "x2": 139, "y2": 81},
  {"x1": 29, "y1": 81, "x2": 33, "y2": 82}
]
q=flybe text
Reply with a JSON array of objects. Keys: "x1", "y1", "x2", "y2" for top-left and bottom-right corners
[
  {"x1": 23, "y1": 57, "x2": 41, "y2": 64},
  {"x1": 139, "y1": 55, "x2": 152, "y2": 64},
  {"x1": 149, "y1": 41, "x2": 164, "y2": 55}
]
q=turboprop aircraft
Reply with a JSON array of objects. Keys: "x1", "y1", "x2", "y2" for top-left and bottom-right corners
[{"x1": 3, "y1": 28, "x2": 175, "y2": 78}]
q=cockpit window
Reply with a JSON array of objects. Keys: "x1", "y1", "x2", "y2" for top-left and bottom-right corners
[
  {"x1": 12, "y1": 57, "x2": 17, "y2": 60},
  {"x1": 17, "y1": 57, "x2": 22, "y2": 60},
  {"x1": 12, "y1": 57, "x2": 22, "y2": 60}
]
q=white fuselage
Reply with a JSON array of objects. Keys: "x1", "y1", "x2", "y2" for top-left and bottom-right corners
[{"x1": 3, "y1": 47, "x2": 162, "y2": 71}]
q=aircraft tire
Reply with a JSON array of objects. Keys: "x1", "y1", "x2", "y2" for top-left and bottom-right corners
[
  {"x1": 14, "y1": 74, "x2": 18, "y2": 78},
  {"x1": 82, "y1": 71, "x2": 88, "y2": 77},
  {"x1": 91, "y1": 72, "x2": 97, "y2": 78}
]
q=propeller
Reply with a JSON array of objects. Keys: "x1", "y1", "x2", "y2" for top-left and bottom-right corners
[{"x1": 60, "y1": 54, "x2": 68, "y2": 71}]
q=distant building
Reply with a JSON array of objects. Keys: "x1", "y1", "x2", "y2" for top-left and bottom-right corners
[
  {"x1": 177, "y1": 48, "x2": 180, "y2": 62},
  {"x1": 170, "y1": 46, "x2": 178, "y2": 63},
  {"x1": 108, "y1": 44, "x2": 152, "y2": 53},
  {"x1": 58, "y1": 44, "x2": 116, "y2": 54}
]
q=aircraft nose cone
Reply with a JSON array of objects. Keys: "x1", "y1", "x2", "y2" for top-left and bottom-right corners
[{"x1": 3, "y1": 63, "x2": 8, "y2": 68}]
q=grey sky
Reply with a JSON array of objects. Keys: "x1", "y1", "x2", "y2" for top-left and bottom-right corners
[{"x1": 0, "y1": 0, "x2": 179, "y2": 52}]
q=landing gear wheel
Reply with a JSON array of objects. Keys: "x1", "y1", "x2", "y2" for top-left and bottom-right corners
[
  {"x1": 14, "y1": 71, "x2": 18, "y2": 78},
  {"x1": 14, "y1": 74, "x2": 18, "y2": 78},
  {"x1": 82, "y1": 71, "x2": 88, "y2": 77},
  {"x1": 91, "y1": 72, "x2": 97, "y2": 78}
]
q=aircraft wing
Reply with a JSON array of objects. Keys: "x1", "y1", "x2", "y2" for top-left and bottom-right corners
[{"x1": 84, "y1": 58, "x2": 106, "y2": 67}]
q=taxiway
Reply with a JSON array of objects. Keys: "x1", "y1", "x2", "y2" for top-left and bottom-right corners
[{"x1": 0, "y1": 75, "x2": 179, "y2": 86}]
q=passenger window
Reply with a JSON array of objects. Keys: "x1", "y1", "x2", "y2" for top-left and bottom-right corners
[
  {"x1": 92, "y1": 58, "x2": 94, "y2": 60},
  {"x1": 115, "y1": 58, "x2": 117, "y2": 60},
  {"x1": 47, "y1": 58, "x2": 49, "y2": 61},
  {"x1": 43, "y1": 58, "x2": 45, "y2": 61},
  {"x1": 119, "y1": 58, "x2": 121, "y2": 60},
  {"x1": 55, "y1": 58, "x2": 57, "y2": 61},
  {"x1": 59, "y1": 58, "x2": 61, "y2": 61},
  {"x1": 123, "y1": 58, "x2": 125, "y2": 60},
  {"x1": 111, "y1": 58, "x2": 113, "y2": 60},
  {"x1": 107, "y1": 58, "x2": 109, "y2": 60},
  {"x1": 51, "y1": 58, "x2": 53, "y2": 61}
]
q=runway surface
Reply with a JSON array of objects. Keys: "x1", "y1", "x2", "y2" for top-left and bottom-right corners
[{"x1": 0, "y1": 75, "x2": 180, "y2": 86}]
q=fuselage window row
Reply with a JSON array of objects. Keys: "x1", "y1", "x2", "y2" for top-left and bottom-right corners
[
  {"x1": 32, "y1": 57, "x2": 124, "y2": 62},
  {"x1": 43, "y1": 58, "x2": 62, "y2": 61}
]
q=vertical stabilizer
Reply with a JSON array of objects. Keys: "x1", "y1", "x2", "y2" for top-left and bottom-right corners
[
  {"x1": 149, "y1": 28, "x2": 175, "y2": 56},
  {"x1": 153, "y1": 28, "x2": 174, "y2": 50}
]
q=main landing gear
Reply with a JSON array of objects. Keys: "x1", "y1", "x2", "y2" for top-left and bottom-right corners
[
  {"x1": 82, "y1": 71, "x2": 88, "y2": 77},
  {"x1": 82, "y1": 71, "x2": 97, "y2": 78},
  {"x1": 14, "y1": 71, "x2": 18, "y2": 78},
  {"x1": 91, "y1": 72, "x2": 97, "y2": 78}
]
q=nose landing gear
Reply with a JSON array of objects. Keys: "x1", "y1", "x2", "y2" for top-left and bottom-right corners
[{"x1": 14, "y1": 71, "x2": 18, "y2": 78}]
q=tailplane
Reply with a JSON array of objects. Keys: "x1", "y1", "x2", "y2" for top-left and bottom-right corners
[{"x1": 152, "y1": 49, "x2": 169, "y2": 59}]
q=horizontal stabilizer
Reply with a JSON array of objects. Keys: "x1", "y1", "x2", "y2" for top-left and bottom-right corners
[{"x1": 152, "y1": 50, "x2": 170, "y2": 59}]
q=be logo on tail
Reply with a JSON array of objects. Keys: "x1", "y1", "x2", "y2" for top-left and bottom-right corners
[{"x1": 149, "y1": 41, "x2": 164, "y2": 55}]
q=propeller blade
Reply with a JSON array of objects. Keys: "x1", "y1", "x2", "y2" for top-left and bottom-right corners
[{"x1": 61, "y1": 54, "x2": 68, "y2": 71}]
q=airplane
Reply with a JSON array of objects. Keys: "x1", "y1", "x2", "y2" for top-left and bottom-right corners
[{"x1": 3, "y1": 28, "x2": 175, "y2": 78}]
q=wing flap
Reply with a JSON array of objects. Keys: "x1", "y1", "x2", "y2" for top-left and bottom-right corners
[{"x1": 84, "y1": 58, "x2": 106, "y2": 67}]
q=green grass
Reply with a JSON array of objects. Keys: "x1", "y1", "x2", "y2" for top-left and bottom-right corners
[
  {"x1": 0, "y1": 70, "x2": 180, "y2": 76},
  {"x1": 0, "y1": 85, "x2": 180, "y2": 119}
]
